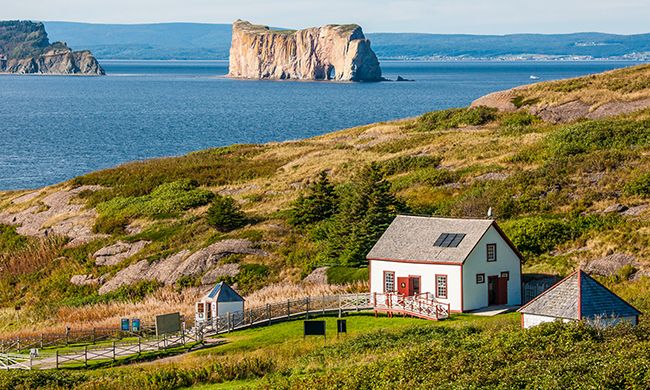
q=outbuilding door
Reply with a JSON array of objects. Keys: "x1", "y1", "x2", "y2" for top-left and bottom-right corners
[
  {"x1": 397, "y1": 276, "x2": 421, "y2": 296},
  {"x1": 488, "y1": 276, "x2": 508, "y2": 305}
]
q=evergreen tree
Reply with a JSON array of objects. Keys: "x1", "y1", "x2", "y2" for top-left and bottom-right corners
[
  {"x1": 207, "y1": 195, "x2": 247, "y2": 232},
  {"x1": 289, "y1": 171, "x2": 338, "y2": 227},
  {"x1": 324, "y1": 163, "x2": 405, "y2": 266}
]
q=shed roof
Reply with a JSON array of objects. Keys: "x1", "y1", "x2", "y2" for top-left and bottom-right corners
[
  {"x1": 204, "y1": 282, "x2": 245, "y2": 302},
  {"x1": 366, "y1": 215, "x2": 518, "y2": 264},
  {"x1": 518, "y1": 270, "x2": 641, "y2": 320}
]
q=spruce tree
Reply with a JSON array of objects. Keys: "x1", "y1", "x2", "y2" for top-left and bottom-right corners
[{"x1": 289, "y1": 171, "x2": 338, "y2": 227}]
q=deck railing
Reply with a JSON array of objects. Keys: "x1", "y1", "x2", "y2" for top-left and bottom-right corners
[{"x1": 373, "y1": 292, "x2": 450, "y2": 320}]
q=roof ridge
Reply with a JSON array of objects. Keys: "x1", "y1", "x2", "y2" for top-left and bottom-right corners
[{"x1": 397, "y1": 214, "x2": 494, "y2": 221}]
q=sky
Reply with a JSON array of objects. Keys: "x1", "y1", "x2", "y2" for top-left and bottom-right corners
[{"x1": 3, "y1": 0, "x2": 650, "y2": 35}]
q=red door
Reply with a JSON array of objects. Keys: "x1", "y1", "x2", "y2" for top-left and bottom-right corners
[
  {"x1": 497, "y1": 277, "x2": 508, "y2": 305},
  {"x1": 397, "y1": 277, "x2": 410, "y2": 296},
  {"x1": 488, "y1": 276, "x2": 508, "y2": 305}
]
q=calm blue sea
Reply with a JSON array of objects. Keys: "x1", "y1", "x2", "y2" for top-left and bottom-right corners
[{"x1": 0, "y1": 60, "x2": 641, "y2": 190}]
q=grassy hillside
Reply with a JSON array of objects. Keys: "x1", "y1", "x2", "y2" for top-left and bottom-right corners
[
  {"x1": 1, "y1": 312, "x2": 649, "y2": 388},
  {"x1": 0, "y1": 64, "x2": 649, "y2": 336}
]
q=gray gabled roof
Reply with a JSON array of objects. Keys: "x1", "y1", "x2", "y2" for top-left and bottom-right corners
[
  {"x1": 518, "y1": 270, "x2": 641, "y2": 320},
  {"x1": 204, "y1": 282, "x2": 245, "y2": 302},
  {"x1": 366, "y1": 215, "x2": 509, "y2": 264}
]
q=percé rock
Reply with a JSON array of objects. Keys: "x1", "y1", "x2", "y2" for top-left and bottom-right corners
[
  {"x1": 228, "y1": 20, "x2": 382, "y2": 82},
  {"x1": 0, "y1": 20, "x2": 104, "y2": 75}
]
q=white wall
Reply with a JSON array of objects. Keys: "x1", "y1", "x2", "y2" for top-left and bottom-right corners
[
  {"x1": 462, "y1": 225, "x2": 522, "y2": 311},
  {"x1": 370, "y1": 259, "x2": 463, "y2": 312},
  {"x1": 523, "y1": 314, "x2": 638, "y2": 328},
  {"x1": 522, "y1": 313, "x2": 571, "y2": 328},
  {"x1": 214, "y1": 301, "x2": 244, "y2": 318}
]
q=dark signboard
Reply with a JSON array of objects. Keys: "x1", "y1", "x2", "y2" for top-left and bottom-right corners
[
  {"x1": 121, "y1": 318, "x2": 130, "y2": 331},
  {"x1": 337, "y1": 319, "x2": 347, "y2": 334},
  {"x1": 156, "y1": 312, "x2": 182, "y2": 336},
  {"x1": 304, "y1": 320, "x2": 326, "y2": 338}
]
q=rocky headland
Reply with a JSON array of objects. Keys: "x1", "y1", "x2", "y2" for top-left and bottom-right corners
[
  {"x1": 0, "y1": 20, "x2": 104, "y2": 75},
  {"x1": 228, "y1": 20, "x2": 382, "y2": 82}
]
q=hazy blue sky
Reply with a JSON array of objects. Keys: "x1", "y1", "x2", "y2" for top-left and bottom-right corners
[{"x1": 4, "y1": 0, "x2": 650, "y2": 34}]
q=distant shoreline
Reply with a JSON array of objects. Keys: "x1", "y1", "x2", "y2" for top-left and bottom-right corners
[{"x1": 96, "y1": 58, "x2": 648, "y2": 63}]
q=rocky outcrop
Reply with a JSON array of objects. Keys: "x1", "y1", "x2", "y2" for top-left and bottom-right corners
[
  {"x1": 99, "y1": 239, "x2": 267, "y2": 294},
  {"x1": 0, "y1": 185, "x2": 106, "y2": 246},
  {"x1": 0, "y1": 21, "x2": 104, "y2": 75},
  {"x1": 93, "y1": 241, "x2": 150, "y2": 266},
  {"x1": 228, "y1": 20, "x2": 382, "y2": 82}
]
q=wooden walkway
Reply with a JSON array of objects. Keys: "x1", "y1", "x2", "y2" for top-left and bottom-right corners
[{"x1": 198, "y1": 293, "x2": 373, "y2": 336}]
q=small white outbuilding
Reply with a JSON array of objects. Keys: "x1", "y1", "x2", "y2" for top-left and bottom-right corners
[
  {"x1": 195, "y1": 281, "x2": 245, "y2": 324},
  {"x1": 518, "y1": 270, "x2": 641, "y2": 328}
]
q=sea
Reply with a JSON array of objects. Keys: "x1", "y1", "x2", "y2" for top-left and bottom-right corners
[{"x1": 0, "y1": 60, "x2": 641, "y2": 191}]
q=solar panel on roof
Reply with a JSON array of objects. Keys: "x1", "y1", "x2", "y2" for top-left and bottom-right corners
[{"x1": 434, "y1": 233, "x2": 466, "y2": 248}]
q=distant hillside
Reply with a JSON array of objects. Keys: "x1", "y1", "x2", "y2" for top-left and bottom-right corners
[{"x1": 44, "y1": 21, "x2": 650, "y2": 60}]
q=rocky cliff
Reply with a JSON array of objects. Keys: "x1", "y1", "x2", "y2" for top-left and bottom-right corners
[
  {"x1": 0, "y1": 20, "x2": 104, "y2": 75},
  {"x1": 228, "y1": 20, "x2": 382, "y2": 82}
]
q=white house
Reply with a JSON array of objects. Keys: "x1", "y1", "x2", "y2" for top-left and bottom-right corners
[
  {"x1": 367, "y1": 215, "x2": 523, "y2": 313},
  {"x1": 518, "y1": 270, "x2": 641, "y2": 328},
  {"x1": 195, "y1": 281, "x2": 245, "y2": 324}
]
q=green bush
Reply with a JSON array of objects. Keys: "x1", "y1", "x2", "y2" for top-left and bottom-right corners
[
  {"x1": 206, "y1": 195, "x2": 247, "y2": 232},
  {"x1": 502, "y1": 214, "x2": 620, "y2": 256},
  {"x1": 625, "y1": 172, "x2": 650, "y2": 198},
  {"x1": 499, "y1": 112, "x2": 541, "y2": 135},
  {"x1": 412, "y1": 106, "x2": 498, "y2": 132},
  {"x1": 236, "y1": 263, "x2": 271, "y2": 293},
  {"x1": 326, "y1": 267, "x2": 369, "y2": 285},
  {"x1": 94, "y1": 179, "x2": 214, "y2": 234},
  {"x1": 379, "y1": 155, "x2": 442, "y2": 176},
  {"x1": 547, "y1": 118, "x2": 650, "y2": 158},
  {"x1": 0, "y1": 224, "x2": 28, "y2": 252}
]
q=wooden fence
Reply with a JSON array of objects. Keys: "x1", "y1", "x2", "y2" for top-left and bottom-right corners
[
  {"x1": 0, "y1": 324, "x2": 157, "y2": 354},
  {"x1": 0, "y1": 353, "x2": 32, "y2": 370},
  {"x1": 198, "y1": 293, "x2": 372, "y2": 335}
]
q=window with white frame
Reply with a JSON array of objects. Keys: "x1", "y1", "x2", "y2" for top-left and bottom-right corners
[
  {"x1": 486, "y1": 243, "x2": 497, "y2": 262},
  {"x1": 436, "y1": 275, "x2": 448, "y2": 299},
  {"x1": 384, "y1": 271, "x2": 395, "y2": 292},
  {"x1": 476, "y1": 273, "x2": 485, "y2": 284}
]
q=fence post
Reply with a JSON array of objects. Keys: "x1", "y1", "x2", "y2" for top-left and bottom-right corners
[
  {"x1": 163, "y1": 334, "x2": 167, "y2": 350},
  {"x1": 306, "y1": 297, "x2": 310, "y2": 319},
  {"x1": 84, "y1": 345, "x2": 88, "y2": 367},
  {"x1": 112, "y1": 341, "x2": 116, "y2": 361},
  {"x1": 266, "y1": 303, "x2": 271, "y2": 324},
  {"x1": 16, "y1": 337, "x2": 20, "y2": 353},
  {"x1": 287, "y1": 299, "x2": 290, "y2": 318},
  {"x1": 138, "y1": 337, "x2": 141, "y2": 354},
  {"x1": 92, "y1": 328, "x2": 96, "y2": 344},
  {"x1": 55, "y1": 350, "x2": 59, "y2": 369},
  {"x1": 40, "y1": 333, "x2": 44, "y2": 349},
  {"x1": 338, "y1": 295, "x2": 342, "y2": 318},
  {"x1": 65, "y1": 327, "x2": 70, "y2": 346},
  {"x1": 322, "y1": 294, "x2": 326, "y2": 315}
]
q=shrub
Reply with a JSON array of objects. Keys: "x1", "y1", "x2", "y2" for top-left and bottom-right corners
[
  {"x1": 94, "y1": 179, "x2": 214, "y2": 234},
  {"x1": 546, "y1": 119, "x2": 650, "y2": 158},
  {"x1": 412, "y1": 106, "x2": 498, "y2": 132},
  {"x1": 380, "y1": 155, "x2": 442, "y2": 176},
  {"x1": 326, "y1": 267, "x2": 369, "y2": 285},
  {"x1": 625, "y1": 172, "x2": 650, "y2": 198},
  {"x1": 206, "y1": 195, "x2": 247, "y2": 232},
  {"x1": 499, "y1": 112, "x2": 541, "y2": 135},
  {"x1": 236, "y1": 263, "x2": 271, "y2": 293},
  {"x1": 0, "y1": 224, "x2": 28, "y2": 252}
]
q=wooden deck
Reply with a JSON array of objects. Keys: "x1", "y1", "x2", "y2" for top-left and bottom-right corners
[{"x1": 372, "y1": 292, "x2": 450, "y2": 321}]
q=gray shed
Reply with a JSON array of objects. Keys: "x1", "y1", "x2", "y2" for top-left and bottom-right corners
[{"x1": 518, "y1": 270, "x2": 641, "y2": 328}]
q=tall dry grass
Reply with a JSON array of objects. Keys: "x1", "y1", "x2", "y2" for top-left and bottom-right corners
[
  {"x1": 244, "y1": 281, "x2": 368, "y2": 307},
  {"x1": 0, "y1": 235, "x2": 67, "y2": 278}
]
